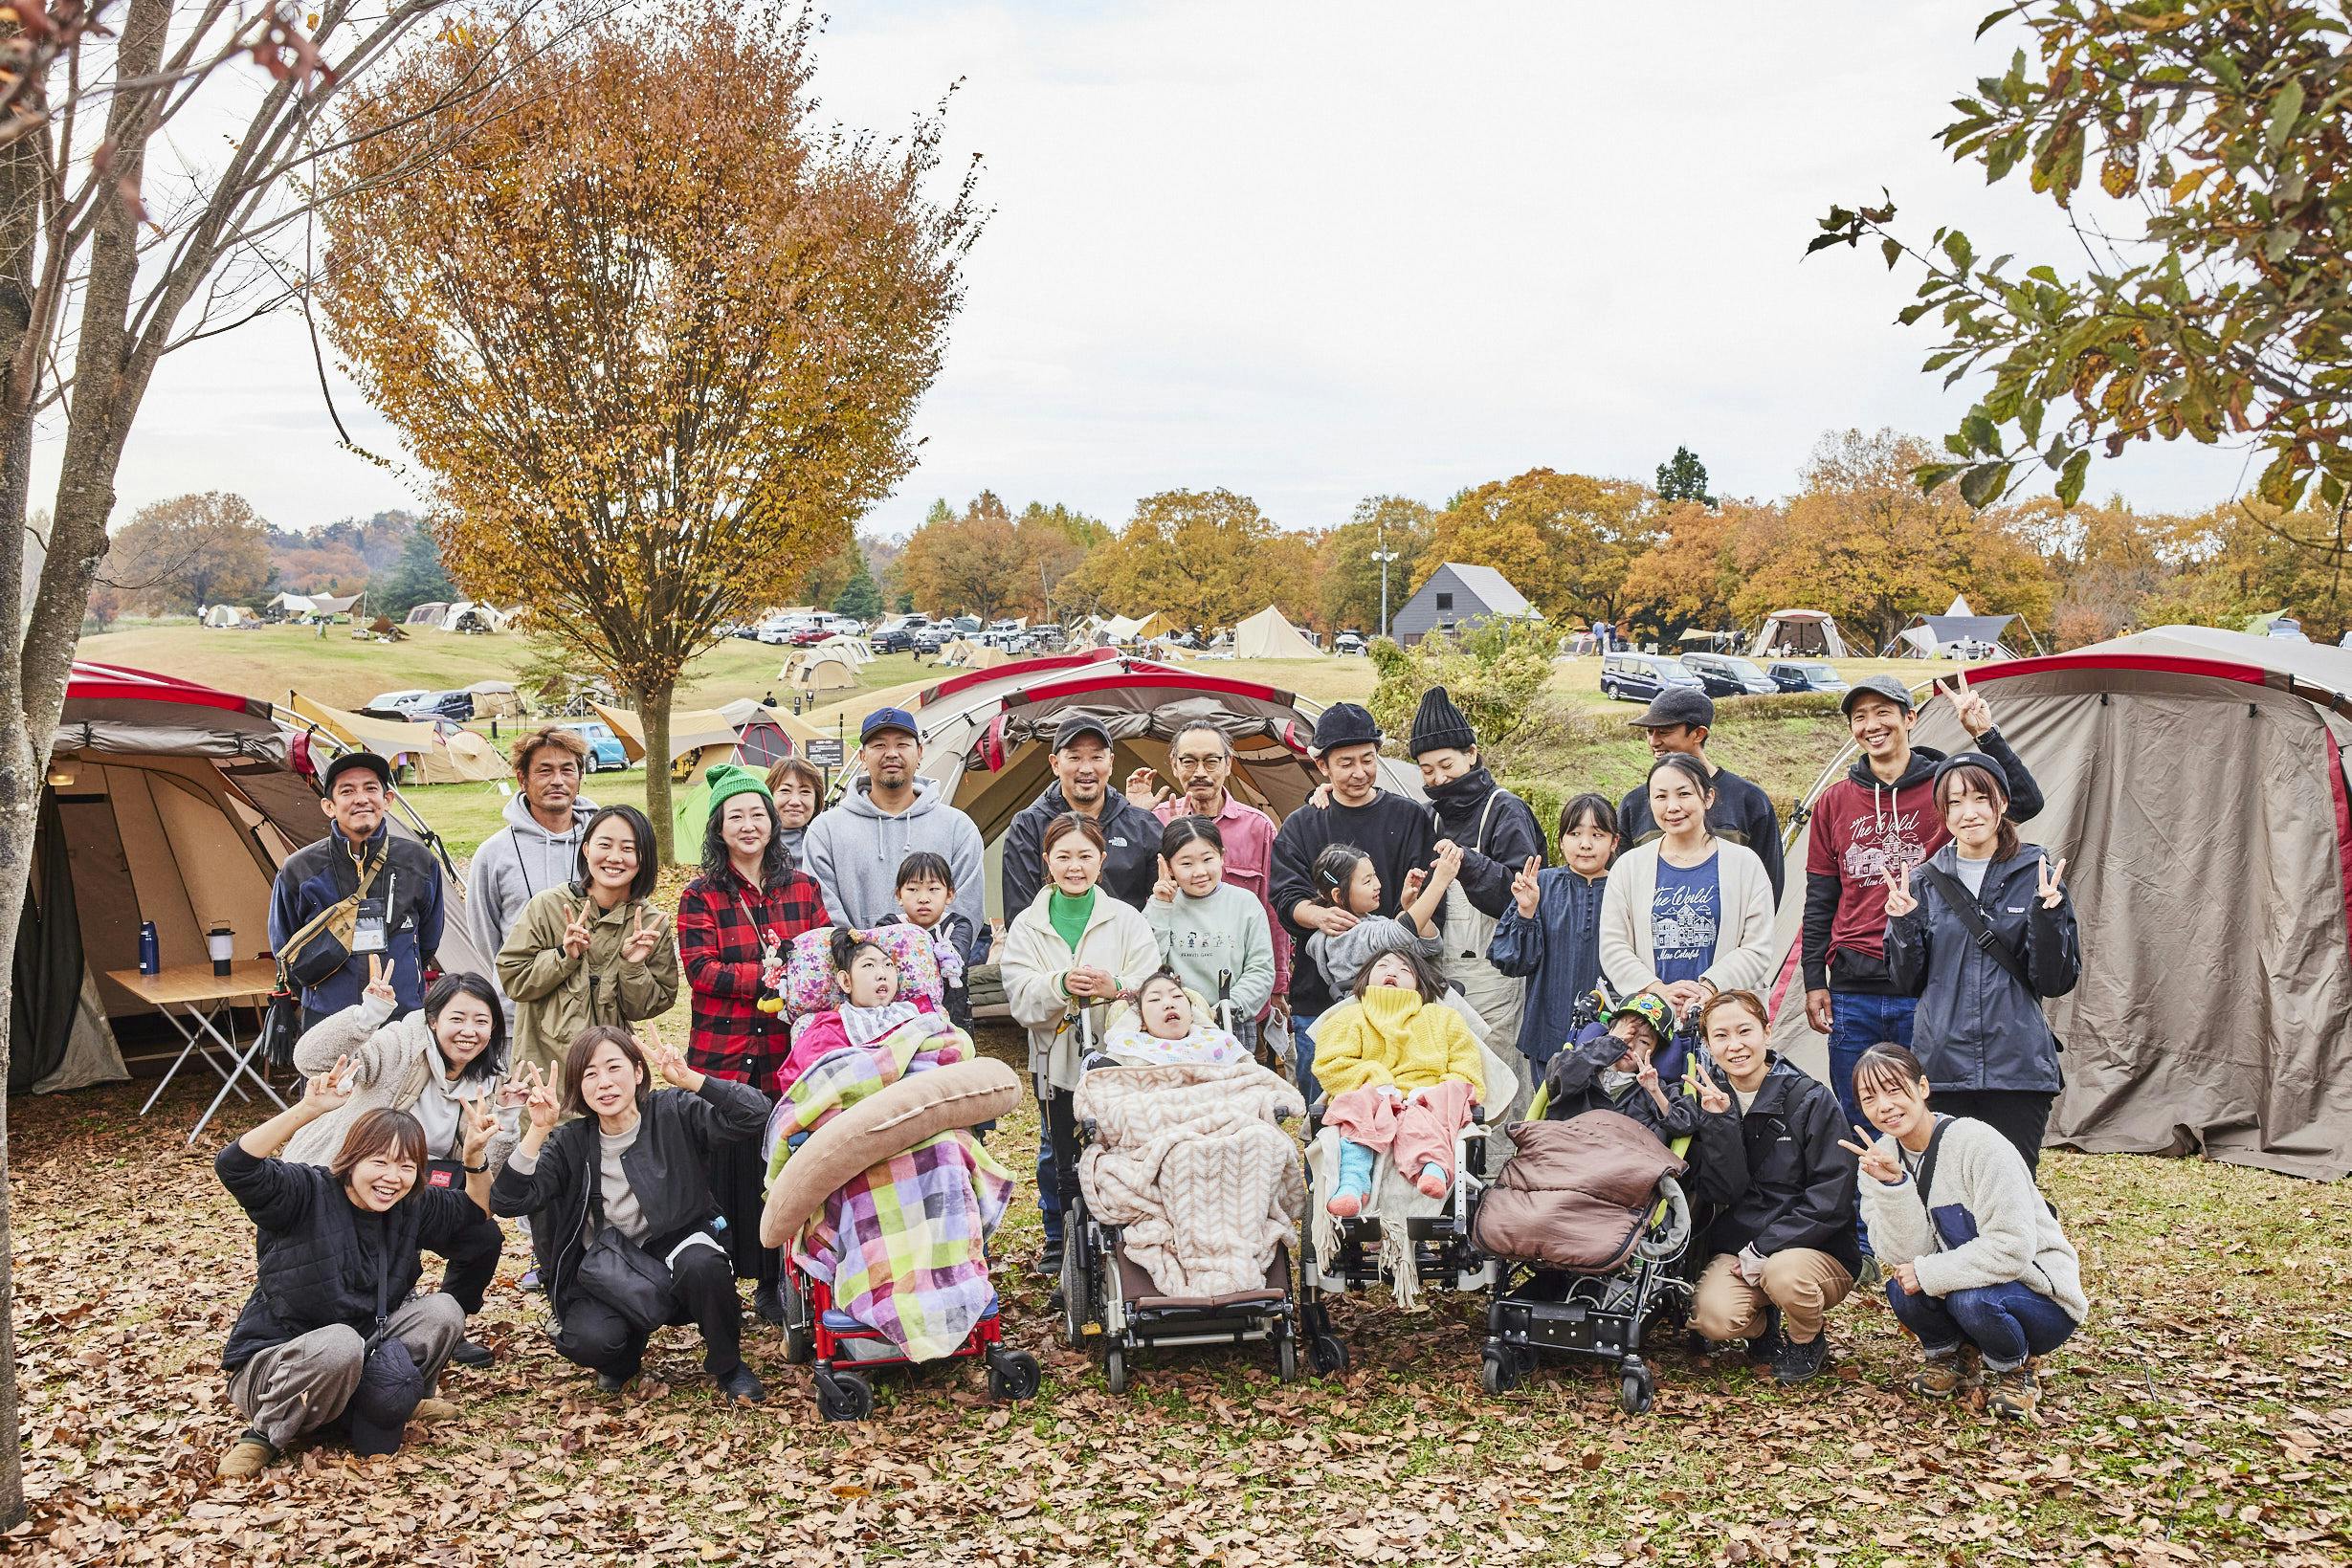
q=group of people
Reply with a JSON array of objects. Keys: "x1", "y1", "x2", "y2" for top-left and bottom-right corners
[{"x1": 222, "y1": 671, "x2": 2087, "y2": 1477}]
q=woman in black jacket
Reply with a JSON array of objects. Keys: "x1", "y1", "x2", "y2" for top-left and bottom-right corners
[
  {"x1": 214, "y1": 1057, "x2": 502, "y2": 1481},
  {"x1": 1882, "y1": 751, "x2": 2080, "y2": 1172},
  {"x1": 1686, "y1": 990, "x2": 1860, "y2": 1387},
  {"x1": 491, "y1": 1022, "x2": 769, "y2": 1402}
]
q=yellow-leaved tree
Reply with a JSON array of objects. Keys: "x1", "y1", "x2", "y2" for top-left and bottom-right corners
[
  {"x1": 1429, "y1": 469, "x2": 1653, "y2": 622},
  {"x1": 321, "y1": 0, "x2": 976, "y2": 855}
]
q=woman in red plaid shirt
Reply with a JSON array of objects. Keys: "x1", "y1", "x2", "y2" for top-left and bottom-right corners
[{"x1": 676, "y1": 762, "x2": 828, "y2": 1321}]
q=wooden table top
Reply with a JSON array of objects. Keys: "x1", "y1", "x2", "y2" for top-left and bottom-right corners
[{"x1": 104, "y1": 961, "x2": 279, "y2": 1007}]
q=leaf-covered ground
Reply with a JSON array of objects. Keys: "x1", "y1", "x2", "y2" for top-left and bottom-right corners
[{"x1": 8, "y1": 1056, "x2": 2348, "y2": 1568}]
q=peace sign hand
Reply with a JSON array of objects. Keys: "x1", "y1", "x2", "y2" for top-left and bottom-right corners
[
  {"x1": 522, "y1": 1068, "x2": 563, "y2": 1133},
  {"x1": 642, "y1": 1021, "x2": 700, "y2": 1090},
  {"x1": 1882, "y1": 861, "x2": 1919, "y2": 919},
  {"x1": 1511, "y1": 855, "x2": 1542, "y2": 919},
  {"x1": 459, "y1": 1095, "x2": 499, "y2": 1164},
  {"x1": 1942, "y1": 667, "x2": 1995, "y2": 739},
  {"x1": 304, "y1": 1055, "x2": 359, "y2": 1112},
  {"x1": 561, "y1": 900, "x2": 595, "y2": 959},
  {"x1": 1686, "y1": 1063, "x2": 1730, "y2": 1115},
  {"x1": 1836, "y1": 1123, "x2": 1904, "y2": 1186},
  {"x1": 362, "y1": 954, "x2": 397, "y2": 1008},
  {"x1": 2037, "y1": 855, "x2": 2067, "y2": 910},
  {"x1": 619, "y1": 906, "x2": 665, "y2": 964}
]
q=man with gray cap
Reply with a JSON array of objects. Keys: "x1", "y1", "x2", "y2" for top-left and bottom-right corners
[
  {"x1": 1000, "y1": 712, "x2": 1163, "y2": 916},
  {"x1": 801, "y1": 706, "x2": 986, "y2": 935},
  {"x1": 1616, "y1": 688, "x2": 1786, "y2": 899}
]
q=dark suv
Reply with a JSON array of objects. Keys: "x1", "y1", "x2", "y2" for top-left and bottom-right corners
[
  {"x1": 1767, "y1": 661, "x2": 1849, "y2": 695},
  {"x1": 1599, "y1": 652, "x2": 1708, "y2": 704},
  {"x1": 1679, "y1": 652, "x2": 1779, "y2": 698}
]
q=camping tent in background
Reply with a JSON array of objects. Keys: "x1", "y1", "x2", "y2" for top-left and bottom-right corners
[
  {"x1": 936, "y1": 639, "x2": 1006, "y2": 671},
  {"x1": 1748, "y1": 608, "x2": 1851, "y2": 658},
  {"x1": 264, "y1": 592, "x2": 315, "y2": 620},
  {"x1": 716, "y1": 697, "x2": 821, "y2": 767},
  {"x1": 1131, "y1": 611, "x2": 1179, "y2": 643},
  {"x1": 1764, "y1": 626, "x2": 2352, "y2": 1181},
  {"x1": 284, "y1": 694, "x2": 505, "y2": 784},
  {"x1": 784, "y1": 649, "x2": 862, "y2": 692},
  {"x1": 448, "y1": 602, "x2": 509, "y2": 634},
  {"x1": 1886, "y1": 595, "x2": 2024, "y2": 659},
  {"x1": 36, "y1": 663, "x2": 485, "y2": 1089},
  {"x1": 403, "y1": 602, "x2": 450, "y2": 627},
  {"x1": 465, "y1": 679, "x2": 521, "y2": 719},
  {"x1": 307, "y1": 593, "x2": 361, "y2": 622},
  {"x1": 2245, "y1": 609, "x2": 2308, "y2": 640},
  {"x1": 423, "y1": 728, "x2": 508, "y2": 784},
  {"x1": 1231, "y1": 605, "x2": 1325, "y2": 659},
  {"x1": 589, "y1": 699, "x2": 742, "y2": 782},
  {"x1": 200, "y1": 605, "x2": 254, "y2": 629},
  {"x1": 1092, "y1": 614, "x2": 1149, "y2": 646},
  {"x1": 813, "y1": 634, "x2": 875, "y2": 665}
]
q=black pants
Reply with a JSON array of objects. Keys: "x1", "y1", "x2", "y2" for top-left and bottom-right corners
[
  {"x1": 1044, "y1": 1088, "x2": 1079, "y2": 1212},
  {"x1": 1936, "y1": 1090, "x2": 2056, "y2": 1175},
  {"x1": 705, "y1": 1136, "x2": 779, "y2": 1290},
  {"x1": 555, "y1": 1244, "x2": 742, "y2": 1379}
]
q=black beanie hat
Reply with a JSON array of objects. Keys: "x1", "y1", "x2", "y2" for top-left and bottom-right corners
[
  {"x1": 1311, "y1": 702, "x2": 1383, "y2": 753},
  {"x1": 1408, "y1": 686, "x2": 1477, "y2": 758}
]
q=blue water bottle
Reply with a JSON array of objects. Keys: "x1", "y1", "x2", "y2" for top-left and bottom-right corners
[{"x1": 138, "y1": 921, "x2": 160, "y2": 976}]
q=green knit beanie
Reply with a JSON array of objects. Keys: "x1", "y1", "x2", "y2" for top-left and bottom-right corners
[{"x1": 702, "y1": 762, "x2": 772, "y2": 825}]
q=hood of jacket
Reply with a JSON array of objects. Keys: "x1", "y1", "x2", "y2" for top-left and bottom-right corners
[
  {"x1": 839, "y1": 776, "x2": 945, "y2": 821},
  {"x1": 1844, "y1": 743, "x2": 1945, "y2": 795},
  {"x1": 500, "y1": 790, "x2": 598, "y2": 845}
]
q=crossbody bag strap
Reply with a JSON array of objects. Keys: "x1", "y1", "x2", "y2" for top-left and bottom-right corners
[
  {"x1": 1917, "y1": 865, "x2": 2033, "y2": 992},
  {"x1": 1912, "y1": 1115, "x2": 1955, "y2": 1223}
]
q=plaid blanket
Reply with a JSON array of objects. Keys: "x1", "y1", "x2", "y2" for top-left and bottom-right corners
[{"x1": 765, "y1": 1017, "x2": 1010, "y2": 1361}]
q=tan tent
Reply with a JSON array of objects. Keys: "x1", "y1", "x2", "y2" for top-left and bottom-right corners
[
  {"x1": 590, "y1": 700, "x2": 743, "y2": 782},
  {"x1": 1763, "y1": 626, "x2": 2352, "y2": 1181},
  {"x1": 422, "y1": 728, "x2": 509, "y2": 784},
  {"x1": 286, "y1": 695, "x2": 505, "y2": 784},
  {"x1": 783, "y1": 650, "x2": 861, "y2": 693},
  {"x1": 1749, "y1": 608, "x2": 1852, "y2": 659},
  {"x1": 813, "y1": 633, "x2": 875, "y2": 665},
  {"x1": 716, "y1": 698, "x2": 825, "y2": 767},
  {"x1": 1132, "y1": 611, "x2": 1179, "y2": 642},
  {"x1": 939, "y1": 639, "x2": 1007, "y2": 671},
  {"x1": 1231, "y1": 605, "x2": 1325, "y2": 659},
  {"x1": 465, "y1": 679, "x2": 522, "y2": 719}
]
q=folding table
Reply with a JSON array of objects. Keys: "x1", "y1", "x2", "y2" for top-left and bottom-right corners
[{"x1": 108, "y1": 961, "x2": 287, "y2": 1144}]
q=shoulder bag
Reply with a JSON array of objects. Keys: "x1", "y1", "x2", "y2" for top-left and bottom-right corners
[{"x1": 572, "y1": 1157, "x2": 673, "y2": 1333}]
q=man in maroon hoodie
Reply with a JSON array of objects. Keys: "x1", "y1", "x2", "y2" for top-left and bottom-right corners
[{"x1": 1801, "y1": 671, "x2": 2043, "y2": 1201}]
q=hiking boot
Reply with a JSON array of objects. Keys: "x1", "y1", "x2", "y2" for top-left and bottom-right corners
[
  {"x1": 215, "y1": 1434, "x2": 275, "y2": 1481},
  {"x1": 753, "y1": 1283, "x2": 787, "y2": 1325},
  {"x1": 409, "y1": 1398, "x2": 460, "y2": 1426},
  {"x1": 1910, "y1": 1350, "x2": 1964, "y2": 1399},
  {"x1": 715, "y1": 1364, "x2": 766, "y2": 1404},
  {"x1": 451, "y1": 1337, "x2": 493, "y2": 1368},
  {"x1": 1771, "y1": 1332, "x2": 1829, "y2": 1385},
  {"x1": 1988, "y1": 1362, "x2": 2041, "y2": 1421},
  {"x1": 1034, "y1": 1239, "x2": 1064, "y2": 1279}
]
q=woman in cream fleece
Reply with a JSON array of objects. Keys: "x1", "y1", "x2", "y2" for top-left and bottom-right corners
[{"x1": 1844, "y1": 1042, "x2": 2088, "y2": 1422}]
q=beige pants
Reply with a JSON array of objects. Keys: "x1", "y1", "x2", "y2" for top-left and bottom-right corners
[
  {"x1": 1693, "y1": 1248, "x2": 1853, "y2": 1345},
  {"x1": 227, "y1": 1292, "x2": 464, "y2": 1450}
]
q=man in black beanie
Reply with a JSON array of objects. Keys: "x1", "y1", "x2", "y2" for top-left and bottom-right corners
[
  {"x1": 1406, "y1": 686, "x2": 1545, "y2": 1121},
  {"x1": 1269, "y1": 702, "x2": 1438, "y2": 1099}
]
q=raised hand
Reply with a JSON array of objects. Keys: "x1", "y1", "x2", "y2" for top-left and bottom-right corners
[
  {"x1": 304, "y1": 1055, "x2": 359, "y2": 1112},
  {"x1": 1882, "y1": 861, "x2": 1919, "y2": 919},
  {"x1": 640, "y1": 1021, "x2": 699, "y2": 1090},
  {"x1": 561, "y1": 900, "x2": 595, "y2": 959},
  {"x1": 1511, "y1": 854, "x2": 1542, "y2": 918},
  {"x1": 1400, "y1": 867, "x2": 1428, "y2": 904},
  {"x1": 522, "y1": 1071, "x2": 563, "y2": 1133},
  {"x1": 1153, "y1": 855, "x2": 1178, "y2": 904},
  {"x1": 362, "y1": 953, "x2": 396, "y2": 1008},
  {"x1": 619, "y1": 905, "x2": 664, "y2": 964},
  {"x1": 1431, "y1": 842, "x2": 1464, "y2": 883},
  {"x1": 1124, "y1": 767, "x2": 1170, "y2": 810},
  {"x1": 2037, "y1": 855, "x2": 2067, "y2": 910},
  {"x1": 1686, "y1": 1063, "x2": 1730, "y2": 1115},
  {"x1": 494, "y1": 1066, "x2": 537, "y2": 1112},
  {"x1": 1943, "y1": 667, "x2": 1994, "y2": 738},
  {"x1": 459, "y1": 1095, "x2": 499, "y2": 1164},
  {"x1": 1836, "y1": 1123, "x2": 1905, "y2": 1186}
]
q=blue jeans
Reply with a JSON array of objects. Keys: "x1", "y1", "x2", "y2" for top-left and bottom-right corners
[
  {"x1": 1827, "y1": 990, "x2": 1917, "y2": 1256},
  {"x1": 1885, "y1": 1277, "x2": 2076, "y2": 1372},
  {"x1": 1293, "y1": 1012, "x2": 1321, "y2": 1105}
]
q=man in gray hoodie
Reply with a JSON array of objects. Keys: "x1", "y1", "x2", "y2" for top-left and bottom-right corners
[
  {"x1": 800, "y1": 707, "x2": 986, "y2": 937},
  {"x1": 465, "y1": 725, "x2": 597, "y2": 1027}
]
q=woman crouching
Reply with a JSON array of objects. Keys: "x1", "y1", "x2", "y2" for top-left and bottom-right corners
[
  {"x1": 214, "y1": 1064, "x2": 503, "y2": 1480},
  {"x1": 490, "y1": 1023, "x2": 770, "y2": 1402}
]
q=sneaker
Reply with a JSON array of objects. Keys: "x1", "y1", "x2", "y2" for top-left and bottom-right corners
[
  {"x1": 409, "y1": 1397, "x2": 460, "y2": 1426},
  {"x1": 1988, "y1": 1363, "x2": 2040, "y2": 1421},
  {"x1": 520, "y1": 1266, "x2": 544, "y2": 1293},
  {"x1": 595, "y1": 1370, "x2": 632, "y2": 1394},
  {"x1": 1770, "y1": 1332, "x2": 1829, "y2": 1385},
  {"x1": 715, "y1": 1364, "x2": 766, "y2": 1403},
  {"x1": 451, "y1": 1337, "x2": 493, "y2": 1368},
  {"x1": 215, "y1": 1434, "x2": 276, "y2": 1481},
  {"x1": 1744, "y1": 1306, "x2": 1785, "y2": 1363},
  {"x1": 753, "y1": 1283, "x2": 786, "y2": 1325},
  {"x1": 1910, "y1": 1351, "x2": 1963, "y2": 1399}
]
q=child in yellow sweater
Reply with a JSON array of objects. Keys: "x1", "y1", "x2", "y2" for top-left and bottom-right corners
[{"x1": 1312, "y1": 948, "x2": 1484, "y2": 1215}]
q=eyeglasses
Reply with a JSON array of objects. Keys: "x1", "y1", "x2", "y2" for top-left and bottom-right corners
[{"x1": 1171, "y1": 752, "x2": 1227, "y2": 774}]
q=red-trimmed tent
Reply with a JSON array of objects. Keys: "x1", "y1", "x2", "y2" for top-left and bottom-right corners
[{"x1": 1764, "y1": 627, "x2": 2352, "y2": 1180}]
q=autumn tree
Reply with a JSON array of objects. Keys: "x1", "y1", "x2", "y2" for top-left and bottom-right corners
[
  {"x1": 322, "y1": 0, "x2": 975, "y2": 859},
  {"x1": 1730, "y1": 429, "x2": 2054, "y2": 649},
  {"x1": 1065, "y1": 488, "x2": 1297, "y2": 630},
  {"x1": 1430, "y1": 468, "x2": 1653, "y2": 622},
  {"x1": 899, "y1": 493, "x2": 1029, "y2": 622},
  {"x1": 1319, "y1": 495, "x2": 1432, "y2": 635},
  {"x1": 1616, "y1": 498, "x2": 1751, "y2": 639},
  {"x1": 1655, "y1": 446, "x2": 1714, "y2": 505},
  {"x1": 99, "y1": 491, "x2": 274, "y2": 613}
]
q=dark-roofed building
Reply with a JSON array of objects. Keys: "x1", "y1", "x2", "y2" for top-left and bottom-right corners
[{"x1": 1390, "y1": 562, "x2": 1539, "y2": 647}]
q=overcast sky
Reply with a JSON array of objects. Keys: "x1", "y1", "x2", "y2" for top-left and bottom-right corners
[{"x1": 71, "y1": 2, "x2": 2252, "y2": 540}]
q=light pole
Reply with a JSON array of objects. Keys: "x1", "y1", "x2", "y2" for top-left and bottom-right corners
[{"x1": 1373, "y1": 550, "x2": 1399, "y2": 639}]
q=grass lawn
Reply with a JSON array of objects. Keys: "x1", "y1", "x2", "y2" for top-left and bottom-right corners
[{"x1": 7, "y1": 1062, "x2": 2347, "y2": 1566}]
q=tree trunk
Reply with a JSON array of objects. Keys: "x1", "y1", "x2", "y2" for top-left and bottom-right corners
[{"x1": 638, "y1": 679, "x2": 675, "y2": 866}]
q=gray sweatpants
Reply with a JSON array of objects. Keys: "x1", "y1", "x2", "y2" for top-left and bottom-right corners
[{"x1": 227, "y1": 1292, "x2": 465, "y2": 1450}]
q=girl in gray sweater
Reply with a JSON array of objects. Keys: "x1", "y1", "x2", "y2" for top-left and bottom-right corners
[
  {"x1": 1843, "y1": 1043, "x2": 2088, "y2": 1421},
  {"x1": 1144, "y1": 817, "x2": 1276, "y2": 1049}
]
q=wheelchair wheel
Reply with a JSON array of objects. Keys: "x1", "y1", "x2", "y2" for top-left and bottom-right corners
[
  {"x1": 1619, "y1": 1362, "x2": 1655, "y2": 1416},
  {"x1": 1103, "y1": 1344, "x2": 1129, "y2": 1395},
  {"x1": 782, "y1": 1320, "x2": 813, "y2": 1365},
  {"x1": 987, "y1": 1348, "x2": 1042, "y2": 1402},
  {"x1": 1277, "y1": 1332, "x2": 1300, "y2": 1384},
  {"x1": 816, "y1": 1369, "x2": 874, "y2": 1423},
  {"x1": 1059, "y1": 1241, "x2": 1089, "y2": 1348},
  {"x1": 1480, "y1": 1344, "x2": 1520, "y2": 1395},
  {"x1": 1309, "y1": 1333, "x2": 1349, "y2": 1376}
]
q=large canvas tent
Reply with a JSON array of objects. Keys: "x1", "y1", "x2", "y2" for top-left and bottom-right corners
[
  {"x1": 1231, "y1": 605, "x2": 1324, "y2": 659},
  {"x1": 1762, "y1": 626, "x2": 2352, "y2": 1179},
  {"x1": 784, "y1": 649, "x2": 861, "y2": 692},
  {"x1": 285, "y1": 694, "x2": 506, "y2": 784},
  {"x1": 465, "y1": 679, "x2": 521, "y2": 719},
  {"x1": 1887, "y1": 595, "x2": 2024, "y2": 659},
  {"x1": 1749, "y1": 608, "x2": 1852, "y2": 658},
  {"x1": 34, "y1": 664, "x2": 485, "y2": 1091},
  {"x1": 590, "y1": 700, "x2": 742, "y2": 781},
  {"x1": 715, "y1": 697, "x2": 822, "y2": 768}
]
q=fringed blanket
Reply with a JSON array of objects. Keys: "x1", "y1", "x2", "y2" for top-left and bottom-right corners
[
  {"x1": 764, "y1": 1018, "x2": 1010, "y2": 1361},
  {"x1": 1075, "y1": 1061, "x2": 1304, "y2": 1298}
]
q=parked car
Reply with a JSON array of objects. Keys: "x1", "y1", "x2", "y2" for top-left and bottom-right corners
[
  {"x1": 413, "y1": 690, "x2": 475, "y2": 722},
  {"x1": 553, "y1": 719, "x2": 628, "y2": 773},
  {"x1": 757, "y1": 616, "x2": 818, "y2": 645},
  {"x1": 1599, "y1": 652, "x2": 1708, "y2": 703},
  {"x1": 366, "y1": 689, "x2": 431, "y2": 712},
  {"x1": 872, "y1": 626, "x2": 918, "y2": 653},
  {"x1": 913, "y1": 625, "x2": 957, "y2": 652},
  {"x1": 1332, "y1": 629, "x2": 1367, "y2": 655},
  {"x1": 951, "y1": 615, "x2": 982, "y2": 633},
  {"x1": 1680, "y1": 652, "x2": 1780, "y2": 698},
  {"x1": 1766, "y1": 661, "x2": 1849, "y2": 695}
]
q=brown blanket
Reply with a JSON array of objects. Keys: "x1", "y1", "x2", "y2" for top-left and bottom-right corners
[{"x1": 1472, "y1": 1111, "x2": 1686, "y2": 1272}]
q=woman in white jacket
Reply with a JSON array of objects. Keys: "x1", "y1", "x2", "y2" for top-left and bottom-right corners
[
  {"x1": 999, "y1": 812, "x2": 1160, "y2": 1278},
  {"x1": 1599, "y1": 754, "x2": 1777, "y2": 1073}
]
